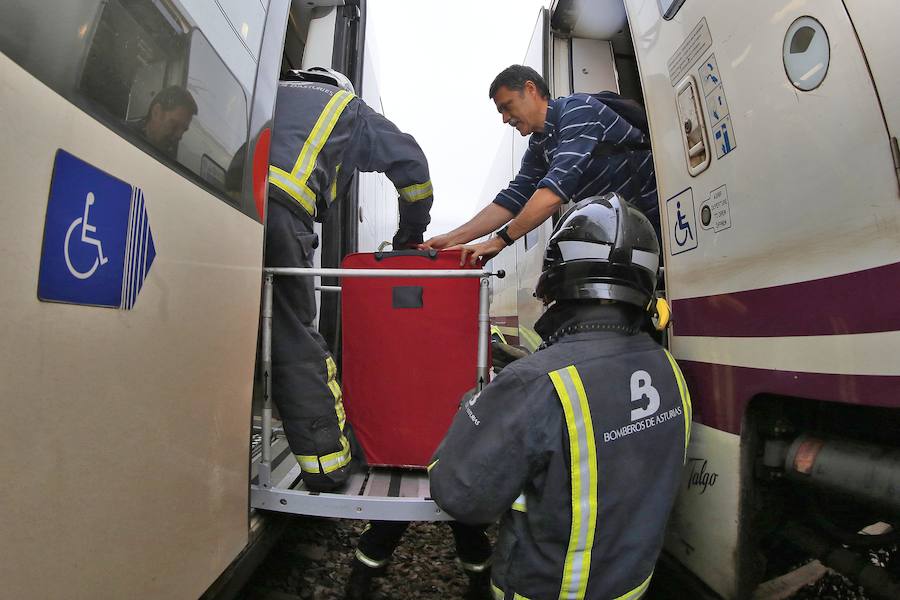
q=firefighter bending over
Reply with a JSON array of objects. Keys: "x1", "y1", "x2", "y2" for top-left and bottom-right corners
[
  {"x1": 266, "y1": 67, "x2": 432, "y2": 491},
  {"x1": 429, "y1": 194, "x2": 692, "y2": 600}
]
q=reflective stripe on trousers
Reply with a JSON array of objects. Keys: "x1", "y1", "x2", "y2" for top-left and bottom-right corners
[
  {"x1": 511, "y1": 492, "x2": 527, "y2": 513},
  {"x1": 294, "y1": 356, "x2": 352, "y2": 474}
]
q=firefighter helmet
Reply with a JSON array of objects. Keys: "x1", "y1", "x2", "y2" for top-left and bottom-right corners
[
  {"x1": 285, "y1": 66, "x2": 355, "y2": 94},
  {"x1": 535, "y1": 193, "x2": 660, "y2": 308}
]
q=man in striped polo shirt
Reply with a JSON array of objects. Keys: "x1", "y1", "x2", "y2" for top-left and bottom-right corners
[{"x1": 423, "y1": 65, "x2": 658, "y2": 264}]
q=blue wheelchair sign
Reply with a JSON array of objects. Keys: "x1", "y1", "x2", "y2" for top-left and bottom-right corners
[
  {"x1": 665, "y1": 188, "x2": 699, "y2": 256},
  {"x1": 38, "y1": 150, "x2": 155, "y2": 309}
]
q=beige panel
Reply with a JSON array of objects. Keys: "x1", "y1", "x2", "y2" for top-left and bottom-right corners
[
  {"x1": 664, "y1": 424, "x2": 741, "y2": 600},
  {"x1": 0, "y1": 54, "x2": 262, "y2": 599},
  {"x1": 672, "y1": 330, "x2": 900, "y2": 376},
  {"x1": 628, "y1": 0, "x2": 900, "y2": 302}
]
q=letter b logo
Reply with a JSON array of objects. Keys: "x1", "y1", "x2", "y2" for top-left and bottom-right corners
[{"x1": 630, "y1": 370, "x2": 660, "y2": 421}]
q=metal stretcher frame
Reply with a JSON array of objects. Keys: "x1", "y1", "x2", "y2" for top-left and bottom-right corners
[{"x1": 251, "y1": 266, "x2": 503, "y2": 521}]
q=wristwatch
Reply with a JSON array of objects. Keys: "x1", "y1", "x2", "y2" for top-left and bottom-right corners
[{"x1": 496, "y1": 225, "x2": 515, "y2": 246}]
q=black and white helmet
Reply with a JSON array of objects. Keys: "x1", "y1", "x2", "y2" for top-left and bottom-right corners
[
  {"x1": 535, "y1": 193, "x2": 660, "y2": 308},
  {"x1": 285, "y1": 66, "x2": 355, "y2": 94}
]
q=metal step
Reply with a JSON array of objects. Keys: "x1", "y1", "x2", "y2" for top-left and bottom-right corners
[{"x1": 250, "y1": 433, "x2": 452, "y2": 522}]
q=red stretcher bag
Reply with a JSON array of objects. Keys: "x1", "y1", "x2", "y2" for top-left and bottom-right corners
[{"x1": 340, "y1": 249, "x2": 481, "y2": 468}]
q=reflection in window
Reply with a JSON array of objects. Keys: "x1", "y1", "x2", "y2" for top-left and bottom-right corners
[{"x1": 0, "y1": 0, "x2": 249, "y2": 204}]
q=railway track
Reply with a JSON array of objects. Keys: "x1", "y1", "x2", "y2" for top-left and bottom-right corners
[{"x1": 235, "y1": 516, "x2": 891, "y2": 599}]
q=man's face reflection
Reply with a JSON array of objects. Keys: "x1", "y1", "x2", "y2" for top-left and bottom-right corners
[{"x1": 145, "y1": 103, "x2": 193, "y2": 152}]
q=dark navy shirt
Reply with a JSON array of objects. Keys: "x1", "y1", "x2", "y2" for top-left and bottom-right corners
[{"x1": 493, "y1": 93, "x2": 659, "y2": 232}]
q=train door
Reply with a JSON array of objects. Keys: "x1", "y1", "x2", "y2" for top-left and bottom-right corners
[
  {"x1": 512, "y1": 7, "x2": 551, "y2": 351},
  {"x1": 842, "y1": 2, "x2": 900, "y2": 191},
  {"x1": 490, "y1": 4, "x2": 640, "y2": 352},
  {"x1": 623, "y1": 0, "x2": 900, "y2": 597}
]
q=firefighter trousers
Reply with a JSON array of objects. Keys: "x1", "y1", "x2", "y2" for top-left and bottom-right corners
[
  {"x1": 355, "y1": 520, "x2": 492, "y2": 573},
  {"x1": 265, "y1": 201, "x2": 352, "y2": 491}
]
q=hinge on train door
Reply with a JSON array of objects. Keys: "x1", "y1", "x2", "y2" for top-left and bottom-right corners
[{"x1": 891, "y1": 137, "x2": 900, "y2": 195}]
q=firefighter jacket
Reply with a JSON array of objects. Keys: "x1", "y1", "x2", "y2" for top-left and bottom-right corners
[
  {"x1": 268, "y1": 81, "x2": 433, "y2": 236},
  {"x1": 430, "y1": 302, "x2": 692, "y2": 600}
]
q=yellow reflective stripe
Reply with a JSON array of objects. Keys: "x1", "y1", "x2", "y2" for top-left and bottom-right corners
[
  {"x1": 427, "y1": 459, "x2": 439, "y2": 472},
  {"x1": 492, "y1": 582, "x2": 533, "y2": 600},
  {"x1": 290, "y1": 90, "x2": 354, "y2": 181},
  {"x1": 329, "y1": 163, "x2": 341, "y2": 204},
  {"x1": 492, "y1": 584, "x2": 505, "y2": 600},
  {"x1": 519, "y1": 327, "x2": 543, "y2": 352},
  {"x1": 269, "y1": 166, "x2": 316, "y2": 216},
  {"x1": 320, "y1": 436, "x2": 351, "y2": 473},
  {"x1": 512, "y1": 493, "x2": 527, "y2": 512},
  {"x1": 295, "y1": 453, "x2": 321, "y2": 474},
  {"x1": 550, "y1": 366, "x2": 598, "y2": 600},
  {"x1": 663, "y1": 350, "x2": 692, "y2": 461},
  {"x1": 326, "y1": 356, "x2": 346, "y2": 431},
  {"x1": 297, "y1": 439, "x2": 350, "y2": 475},
  {"x1": 457, "y1": 556, "x2": 492, "y2": 573},
  {"x1": 490, "y1": 325, "x2": 508, "y2": 344},
  {"x1": 613, "y1": 570, "x2": 654, "y2": 600},
  {"x1": 318, "y1": 356, "x2": 351, "y2": 473},
  {"x1": 398, "y1": 180, "x2": 433, "y2": 202},
  {"x1": 355, "y1": 548, "x2": 389, "y2": 568}
]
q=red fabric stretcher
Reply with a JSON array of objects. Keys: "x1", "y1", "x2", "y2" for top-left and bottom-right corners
[{"x1": 340, "y1": 249, "x2": 481, "y2": 468}]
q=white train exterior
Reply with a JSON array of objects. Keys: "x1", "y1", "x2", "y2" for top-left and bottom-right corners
[
  {"x1": 0, "y1": 1, "x2": 398, "y2": 597},
  {"x1": 489, "y1": 0, "x2": 900, "y2": 597}
]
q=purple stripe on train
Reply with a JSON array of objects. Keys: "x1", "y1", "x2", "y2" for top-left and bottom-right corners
[
  {"x1": 671, "y1": 262, "x2": 900, "y2": 337},
  {"x1": 678, "y1": 360, "x2": 900, "y2": 434}
]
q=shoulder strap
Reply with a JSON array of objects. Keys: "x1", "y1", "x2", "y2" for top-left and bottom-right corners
[
  {"x1": 590, "y1": 91, "x2": 649, "y2": 137},
  {"x1": 588, "y1": 91, "x2": 651, "y2": 203}
]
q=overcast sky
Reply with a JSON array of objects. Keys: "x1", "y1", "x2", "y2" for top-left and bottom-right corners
[{"x1": 366, "y1": 0, "x2": 550, "y2": 237}]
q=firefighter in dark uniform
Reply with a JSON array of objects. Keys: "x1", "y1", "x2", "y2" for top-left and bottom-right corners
[
  {"x1": 429, "y1": 194, "x2": 692, "y2": 600},
  {"x1": 267, "y1": 68, "x2": 491, "y2": 599},
  {"x1": 266, "y1": 67, "x2": 433, "y2": 491}
]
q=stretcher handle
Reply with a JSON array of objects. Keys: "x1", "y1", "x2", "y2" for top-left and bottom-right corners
[{"x1": 374, "y1": 248, "x2": 439, "y2": 261}]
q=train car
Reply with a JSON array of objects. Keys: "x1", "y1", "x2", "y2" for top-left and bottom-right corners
[
  {"x1": 0, "y1": 1, "x2": 398, "y2": 598},
  {"x1": 489, "y1": 0, "x2": 900, "y2": 597}
]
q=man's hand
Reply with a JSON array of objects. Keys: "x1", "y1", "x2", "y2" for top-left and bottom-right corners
[
  {"x1": 419, "y1": 232, "x2": 458, "y2": 250},
  {"x1": 459, "y1": 237, "x2": 506, "y2": 266}
]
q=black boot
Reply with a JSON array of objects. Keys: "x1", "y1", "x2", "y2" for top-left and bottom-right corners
[
  {"x1": 343, "y1": 559, "x2": 379, "y2": 600},
  {"x1": 463, "y1": 570, "x2": 492, "y2": 600}
]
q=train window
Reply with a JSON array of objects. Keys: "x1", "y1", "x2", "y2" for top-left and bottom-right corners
[
  {"x1": 658, "y1": 0, "x2": 687, "y2": 20},
  {"x1": 79, "y1": 0, "x2": 248, "y2": 203},
  {"x1": 0, "y1": 0, "x2": 249, "y2": 206}
]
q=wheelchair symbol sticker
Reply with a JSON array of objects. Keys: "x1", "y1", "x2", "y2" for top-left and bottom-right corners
[
  {"x1": 64, "y1": 192, "x2": 109, "y2": 279},
  {"x1": 666, "y1": 188, "x2": 699, "y2": 255},
  {"x1": 38, "y1": 150, "x2": 155, "y2": 309}
]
